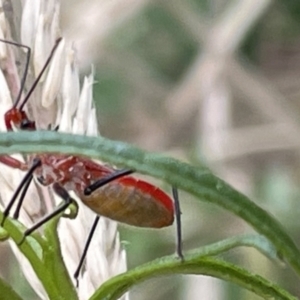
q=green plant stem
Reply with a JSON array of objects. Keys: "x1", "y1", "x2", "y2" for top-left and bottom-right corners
[
  {"x1": 0, "y1": 211, "x2": 77, "y2": 300},
  {"x1": 0, "y1": 276, "x2": 23, "y2": 300}
]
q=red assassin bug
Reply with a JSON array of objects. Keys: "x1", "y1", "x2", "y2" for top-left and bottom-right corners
[{"x1": 0, "y1": 38, "x2": 183, "y2": 282}]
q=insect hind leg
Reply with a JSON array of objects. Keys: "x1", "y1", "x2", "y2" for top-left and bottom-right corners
[
  {"x1": 18, "y1": 182, "x2": 75, "y2": 244},
  {"x1": 84, "y1": 169, "x2": 184, "y2": 260},
  {"x1": 74, "y1": 215, "x2": 100, "y2": 286},
  {"x1": 172, "y1": 186, "x2": 184, "y2": 260},
  {"x1": 84, "y1": 168, "x2": 134, "y2": 195}
]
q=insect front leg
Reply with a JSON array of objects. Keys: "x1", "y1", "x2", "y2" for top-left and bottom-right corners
[
  {"x1": 1, "y1": 158, "x2": 41, "y2": 225},
  {"x1": 0, "y1": 155, "x2": 28, "y2": 170}
]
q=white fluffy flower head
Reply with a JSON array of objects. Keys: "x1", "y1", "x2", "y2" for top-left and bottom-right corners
[{"x1": 0, "y1": 0, "x2": 127, "y2": 299}]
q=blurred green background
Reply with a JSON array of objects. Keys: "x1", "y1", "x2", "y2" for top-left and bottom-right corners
[
  {"x1": 3, "y1": 0, "x2": 300, "y2": 299},
  {"x1": 63, "y1": 0, "x2": 300, "y2": 299}
]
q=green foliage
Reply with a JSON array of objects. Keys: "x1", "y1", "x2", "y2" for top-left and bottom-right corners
[
  {"x1": 109, "y1": 5, "x2": 198, "y2": 82},
  {"x1": 0, "y1": 131, "x2": 299, "y2": 299}
]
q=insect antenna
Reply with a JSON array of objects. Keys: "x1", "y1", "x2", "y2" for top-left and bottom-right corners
[
  {"x1": 1, "y1": 38, "x2": 62, "y2": 222},
  {"x1": 19, "y1": 37, "x2": 62, "y2": 111},
  {"x1": 0, "y1": 38, "x2": 31, "y2": 108}
]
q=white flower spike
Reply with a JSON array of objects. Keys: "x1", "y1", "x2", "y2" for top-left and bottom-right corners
[{"x1": 0, "y1": 1, "x2": 128, "y2": 299}]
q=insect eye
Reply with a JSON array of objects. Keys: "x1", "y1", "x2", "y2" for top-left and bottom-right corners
[{"x1": 20, "y1": 119, "x2": 35, "y2": 130}]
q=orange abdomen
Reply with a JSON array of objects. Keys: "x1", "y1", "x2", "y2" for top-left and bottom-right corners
[{"x1": 80, "y1": 177, "x2": 174, "y2": 228}]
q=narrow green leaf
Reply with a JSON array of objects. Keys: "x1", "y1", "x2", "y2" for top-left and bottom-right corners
[
  {"x1": 90, "y1": 254, "x2": 296, "y2": 300},
  {"x1": 183, "y1": 234, "x2": 281, "y2": 262},
  {"x1": 0, "y1": 131, "x2": 298, "y2": 277},
  {"x1": 91, "y1": 234, "x2": 288, "y2": 299}
]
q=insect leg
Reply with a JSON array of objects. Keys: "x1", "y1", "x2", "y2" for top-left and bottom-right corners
[
  {"x1": 0, "y1": 155, "x2": 28, "y2": 170},
  {"x1": 71, "y1": 170, "x2": 135, "y2": 286},
  {"x1": 0, "y1": 39, "x2": 31, "y2": 109},
  {"x1": 13, "y1": 175, "x2": 34, "y2": 219},
  {"x1": 84, "y1": 168, "x2": 134, "y2": 195},
  {"x1": 1, "y1": 158, "x2": 41, "y2": 225},
  {"x1": 172, "y1": 187, "x2": 184, "y2": 260},
  {"x1": 85, "y1": 169, "x2": 184, "y2": 258},
  {"x1": 18, "y1": 37, "x2": 62, "y2": 111},
  {"x1": 19, "y1": 182, "x2": 74, "y2": 243},
  {"x1": 74, "y1": 215, "x2": 100, "y2": 286}
]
